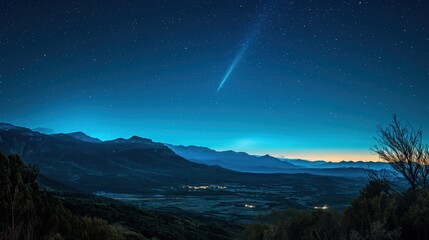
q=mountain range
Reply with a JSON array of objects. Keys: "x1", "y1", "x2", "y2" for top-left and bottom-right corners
[
  {"x1": 166, "y1": 144, "x2": 390, "y2": 177},
  {"x1": 0, "y1": 122, "x2": 369, "y2": 195},
  {"x1": 30, "y1": 123, "x2": 388, "y2": 174}
]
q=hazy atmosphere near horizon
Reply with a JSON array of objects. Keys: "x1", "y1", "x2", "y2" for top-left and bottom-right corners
[{"x1": 1, "y1": 0, "x2": 428, "y2": 161}]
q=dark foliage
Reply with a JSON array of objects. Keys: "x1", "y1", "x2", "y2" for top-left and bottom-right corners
[
  {"x1": 239, "y1": 209, "x2": 342, "y2": 240},
  {"x1": 0, "y1": 153, "x2": 125, "y2": 240}
]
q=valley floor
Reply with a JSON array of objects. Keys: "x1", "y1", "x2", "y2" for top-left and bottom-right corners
[{"x1": 96, "y1": 181, "x2": 362, "y2": 223}]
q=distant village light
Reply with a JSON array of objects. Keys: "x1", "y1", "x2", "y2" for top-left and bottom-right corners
[{"x1": 313, "y1": 205, "x2": 329, "y2": 210}]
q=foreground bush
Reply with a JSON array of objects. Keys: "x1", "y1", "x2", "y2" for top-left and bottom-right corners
[
  {"x1": 0, "y1": 153, "x2": 124, "y2": 240},
  {"x1": 239, "y1": 209, "x2": 342, "y2": 240},
  {"x1": 241, "y1": 179, "x2": 429, "y2": 240}
]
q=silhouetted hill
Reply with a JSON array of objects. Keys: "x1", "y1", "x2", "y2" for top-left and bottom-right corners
[{"x1": 0, "y1": 123, "x2": 358, "y2": 194}]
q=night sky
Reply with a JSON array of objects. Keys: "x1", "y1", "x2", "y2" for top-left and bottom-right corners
[{"x1": 1, "y1": 0, "x2": 428, "y2": 161}]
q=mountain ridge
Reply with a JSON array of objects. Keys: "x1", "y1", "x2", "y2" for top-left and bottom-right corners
[
  {"x1": 0, "y1": 122, "x2": 360, "y2": 194},
  {"x1": 166, "y1": 144, "x2": 390, "y2": 176}
]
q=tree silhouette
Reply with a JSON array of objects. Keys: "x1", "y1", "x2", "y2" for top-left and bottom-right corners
[
  {"x1": 0, "y1": 153, "x2": 125, "y2": 240},
  {"x1": 372, "y1": 115, "x2": 429, "y2": 190},
  {"x1": 0, "y1": 153, "x2": 42, "y2": 240}
]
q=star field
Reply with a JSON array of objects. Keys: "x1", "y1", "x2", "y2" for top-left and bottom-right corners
[{"x1": 1, "y1": 0, "x2": 428, "y2": 161}]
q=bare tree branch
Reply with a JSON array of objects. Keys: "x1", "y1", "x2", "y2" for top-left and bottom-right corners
[{"x1": 371, "y1": 114, "x2": 429, "y2": 190}]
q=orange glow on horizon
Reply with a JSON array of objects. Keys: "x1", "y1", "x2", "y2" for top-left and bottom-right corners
[{"x1": 254, "y1": 150, "x2": 380, "y2": 162}]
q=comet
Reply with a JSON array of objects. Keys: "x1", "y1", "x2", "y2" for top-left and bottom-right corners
[
  {"x1": 216, "y1": 4, "x2": 274, "y2": 93},
  {"x1": 216, "y1": 32, "x2": 255, "y2": 93}
]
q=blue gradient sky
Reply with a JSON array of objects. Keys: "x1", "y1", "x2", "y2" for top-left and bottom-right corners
[{"x1": 1, "y1": 0, "x2": 428, "y2": 161}]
